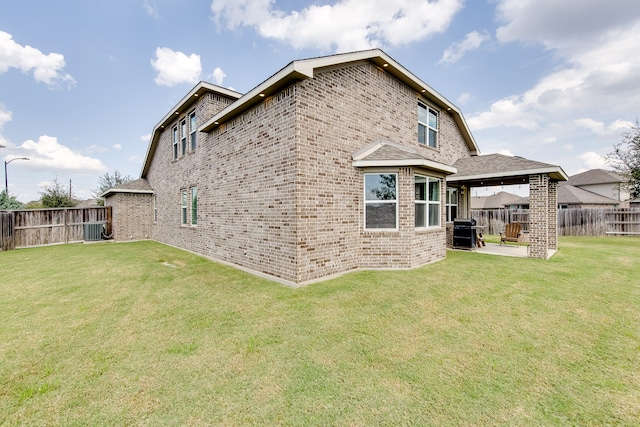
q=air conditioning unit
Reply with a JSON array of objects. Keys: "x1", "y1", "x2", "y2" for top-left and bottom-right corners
[{"x1": 84, "y1": 223, "x2": 104, "y2": 241}]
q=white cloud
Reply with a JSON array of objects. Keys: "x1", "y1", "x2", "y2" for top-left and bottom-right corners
[
  {"x1": 143, "y1": 0, "x2": 161, "y2": 19},
  {"x1": 440, "y1": 30, "x2": 490, "y2": 64},
  {"x1": 210, "y1": 67, "x2": 226, "y2": 86},
  {"x1": 210, "y1": 0, "x2": 464, "y2": 52},
  {"x1": 0, "y1": 30, "x2": 75, "y2": 87},
  {"x1": 456, "y1": 92, "x2": 473, "y2": 105},
  {"x1": 151, "y1": 47, "x2": 202, "y2": 86},
  {"x1": 0, "y1": 104, "x2": 11, "y2": 128},
  {"x1": 574, "y1": 118, "x2": 634, "y2": 135},
  {"x1": 140, "y1": 133, "x2": 152, "y2": 142},
  {"x1": 87, "y1": 144, "x2": 108, "y2": 154},
  {"x1": 469, "y1": 1, "x2": 640, "y2": 133},
  {"x1": 14, "y1": 135, "x2": 107, "y2": 173},
  {"x1": 578, "y1": 151, "x2": 607, "y2": 169},
  {"x1": 113, "y1": 143, "x2": 122, "y2": 150}
]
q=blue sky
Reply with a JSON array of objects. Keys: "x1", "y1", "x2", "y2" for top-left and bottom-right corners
[{"x1": 1, "y1": 0, "x2": 639, "y2": 202}]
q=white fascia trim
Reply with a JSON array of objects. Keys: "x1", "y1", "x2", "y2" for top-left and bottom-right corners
[
  {"x1": 100, "y1": 189, "x2": 154, "y2": 198},
  {"x1": 447, "y1": 166, "x2": 569, "y2": 182},
  {"x1": 353, "y1": 159, "x2": 457, "y2": 174}
]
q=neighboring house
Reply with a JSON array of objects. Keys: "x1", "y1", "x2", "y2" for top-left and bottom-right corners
[
  {"x1": 104, "y1": 49, "x2": 566, "y2": 285},
  {"x1": 507, "y1": 169, "x2": 625, "y2": 209},
  {"x1": 471, "y1": 191, "x2": 528, "y2": 210},
  {"x1": 559, "y1": 169, "x2": 629, "y2": 208}
]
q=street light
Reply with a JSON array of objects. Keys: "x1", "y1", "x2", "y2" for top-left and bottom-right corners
[{"x1": 4, "y1": 157, "x2": 30, "y2": 194}]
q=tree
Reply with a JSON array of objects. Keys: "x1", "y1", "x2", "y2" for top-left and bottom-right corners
[
  {"x1": 92, "y1": 170, "x2": 133, "y2": 205},
  {"x1": 40, "y1": 177, "x2": 77, "y2": 208},
  {"x1": 0, "y1": 190, "x2": 24, "y2": 210},
  {"x1": 608, "y1": 120, "x2": 640, "y2": 199}
]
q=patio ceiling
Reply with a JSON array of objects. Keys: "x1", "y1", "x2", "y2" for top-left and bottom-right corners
[{"x1": 447, "y1": 154, "x2": 568, "y2": 187}]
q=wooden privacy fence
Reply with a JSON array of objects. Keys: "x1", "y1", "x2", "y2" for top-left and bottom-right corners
[
  {"x1": 0, "y1": 206, "x2": 112, "y2": 251},
  {"x1": 472, "y1": 208, "x2": 640, "y2": 237}
]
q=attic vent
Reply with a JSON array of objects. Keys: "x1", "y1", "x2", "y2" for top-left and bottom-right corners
[{"x1": 84, "y1": 223, "x2": 104, "y2": 241}]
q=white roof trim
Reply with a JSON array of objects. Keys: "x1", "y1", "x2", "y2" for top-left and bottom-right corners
[
  {"x1": 448, "y1": 166, "x2": 569, "y2": 182},
  {"x1": 353, "y1": 158, "x2": 457, "y2": 174},
  {"x1": 101, "y1": 188, "x2": 154, "y2": 198}
]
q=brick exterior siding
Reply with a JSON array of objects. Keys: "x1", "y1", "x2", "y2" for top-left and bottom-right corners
[
  {"x1": 130, "y1": 61, "x2": 472, "y2": 285},
  {"x1": 105, "y1": 193, "x2": 153, "y2": 241}
]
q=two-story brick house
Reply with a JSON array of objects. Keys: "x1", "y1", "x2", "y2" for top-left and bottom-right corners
[{"x1": 104, "y1": 49, "x2": 563, "y2": 285}]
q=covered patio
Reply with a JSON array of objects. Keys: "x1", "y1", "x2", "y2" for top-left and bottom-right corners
[{"x1": 448, "y1": 154, "x2": 568, "y2": 259}]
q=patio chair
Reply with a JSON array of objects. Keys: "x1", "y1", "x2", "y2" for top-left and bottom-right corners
[{"x1": 500, "y1": 223, "x2": 522, "y2": 246}]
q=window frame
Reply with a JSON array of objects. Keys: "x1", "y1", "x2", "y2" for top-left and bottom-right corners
[
  {"x1": 418, "y1": 102, "x2": 438, "y2": 148},
  {"x1": 180, "y1": 118, "x2": 187, "y2": 156},
  {"x1": 189, "y1": 111, "x2": 197, "y2": 152},
  {"x1": 446, "y1": 187, "x2": 458, "y2": 223},
  {"x1": 415, "y1": 174, "x2": 441, "y2": 229},
  {"x1": 190, "y1": 186, "x2": 198, "y2": 225},
  {"x1": 181, "y1": 189, "x2": 188, "y2": 225},
  {"x1": 153, "y1": 194, "x2": 158, "y2": 223},
  {"x1": 172, "y1": 126, "x2": 179, "y2": 160},
  {"x1": 364, "y1": 172, "x2": 398, "y2": 231}
]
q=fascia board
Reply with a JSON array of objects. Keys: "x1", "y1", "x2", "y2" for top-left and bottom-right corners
[
  {"x1": 352, "y1": 159, "x2": 457, "y2": 175},
  {"x1": 448, "y1": 166, "x2": 569, "y2": 182}
]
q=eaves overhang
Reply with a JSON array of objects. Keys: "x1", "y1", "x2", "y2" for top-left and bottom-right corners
[
  {"x1": 197, "y1": 49, "x2": 479, "y2": 155},
  {"x1": 448, "y1": 166, "x2": 569, "y2": 186},
  {"x1": 100, "y1": 188, "x2": 154, "y2": 198},
  {"x1": 352, "y1": 159, "x2": 457, "y2": 175}
]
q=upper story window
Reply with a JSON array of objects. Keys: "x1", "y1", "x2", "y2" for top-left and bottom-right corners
[
  {"x1": 364, "y1": 173, "x2": 397, "y2": 230},
  {"x1": 189, "y1": 111, "x2": 197, "y2": 151},
  {"x1": 172, "y1": 126, "x2": 179, "y2": 160},
  {"x1": 415, "y1": 175, "x2": 440, "y2": 228},
  {"x1": 180, "y1": 119, "x2": 187, "y2": 156},
  {"x1": 418, "y1": 103, "x2": 438, "y2": 148}
]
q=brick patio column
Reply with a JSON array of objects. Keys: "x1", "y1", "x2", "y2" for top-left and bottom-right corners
[
  {"x1": 548, "y1": 180, "x2": 558, "y2": 251},
  {"x1": 529, "y1": 174, "x2": 549, "y2": 258}
]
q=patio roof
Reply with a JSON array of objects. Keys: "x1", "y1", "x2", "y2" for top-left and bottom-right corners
[
  {"x1": 352, "y1": 139, "x2": 457, "y2": 174},
  {"x1": 448, "y1": 154, "x2": 568, "y2": 186}
]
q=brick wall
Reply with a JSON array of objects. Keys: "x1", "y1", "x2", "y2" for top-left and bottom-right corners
[
  {"x1": 143, "y1": 61, "x2": 472, "y2": 284},
  {"x1": 106, "y1": 193, "x2": 153, "y2": 241}
]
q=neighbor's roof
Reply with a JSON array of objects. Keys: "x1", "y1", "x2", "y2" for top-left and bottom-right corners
[
  {"x1": 557, "y1": 183, "x2": 619, "y2": 205},
  {"x1": 471, "y1": 191, "x2": 528, "y2": 209},
  {"x1": 448, "y1": 154, "x2": 568, "y2": 186},
  {"x1": 352, "y1": 139, "x2": 457, "y2": 174},
  {"x1": 101, "y1": 178, "x2": 154, "y2": 198},
  {"x1": 567, "y1": 169, "x2": 624, "y2": 186},
  {"x1": 140, "y1": 49, "x2": 479, "y2": 178}
]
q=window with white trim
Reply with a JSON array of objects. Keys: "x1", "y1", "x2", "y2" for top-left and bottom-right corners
[
  {"x1": 180, "y1": 119, "x2": 187, "y2": 156},
  {"x1": 172, "y1": 126, "x2": 179, "y2": 160},
  {"x1": 181, "y1": 189, "x2": 188, "y2": 225},
  {"x1": 446, "y1": 187, "x2": 458, "y2": 222},
  {"x1": 418, "y1": 103, "x2": 438, "y2": 148},
  {"x1": 365, "y1": 173, "x2": 397, "y2": 230},
  {"x1": 189, "y1": 111, "x2": 197, "y2": 151},
  {"x1": 190, "y1": 186, "x2": 198, "y2": 225},
  {"x1": 153, "y1": 194, "x2": 158, "y2": 223},
  {"x1": 415, "y1": 175, "x2": 441, "y2": 228}
]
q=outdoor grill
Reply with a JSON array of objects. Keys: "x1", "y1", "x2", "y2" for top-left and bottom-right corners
[{"x1": 453, "y1": 218, "x2": 477, "y2": 249}]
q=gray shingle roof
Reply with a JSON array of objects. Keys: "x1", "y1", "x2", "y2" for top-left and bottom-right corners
[
  {"x1": 101, "y1": 178, "x2": 153, "y2": 197},
  {"x1": 567, "y1": 169, "x2": 624, "y2": 186},
  {"x1": 449, "y1": 154, "x2": 568, "y2": 185}
]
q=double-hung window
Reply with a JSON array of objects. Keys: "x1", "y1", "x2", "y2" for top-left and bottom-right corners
[
  {"x1": 446, "y1": 188, "x2": 458, "y2": 222},
  {"x1": 180, "y1": 119, "x2": 187, "y2": 156},
  {"x1": 190, "y1": 186, "x2": 198, "y2": 225},
  {"x1": 415, "y1": 175, "x2": 440, "y2": 228},
  {"x1": 181, "y1": 189, "x2": 188, "y2": 225},
  {"x1": 189, "y1": 111, "x2": 197, "y2": 151},
  {"x1": 172, "y1": 126, "x2": 179, "y2": 160},
  {"x1": 418, "y1": 103, "x2": 438, "y2": 148},
  {"x1": 364, "y1": 173, "x2": 397, "y2": 230}
]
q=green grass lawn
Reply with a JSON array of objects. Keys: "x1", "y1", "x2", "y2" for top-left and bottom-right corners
[{"x1": 1, "y1": 237, "x2": 639, "y2": 426}]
